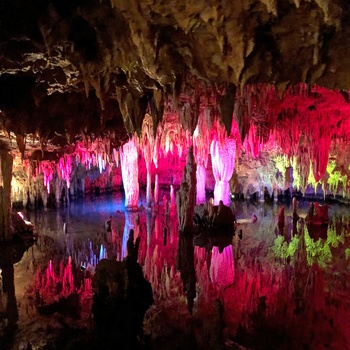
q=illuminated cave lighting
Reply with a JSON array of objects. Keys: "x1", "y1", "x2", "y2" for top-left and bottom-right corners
[{"x1": 10, "y1": 84, "x2": 350, "y2": 207}]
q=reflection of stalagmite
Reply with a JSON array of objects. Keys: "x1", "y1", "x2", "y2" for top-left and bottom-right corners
[
  {"x1": 2, "y1": 264, "x2": 18, "y2": 327},
  {"x1": 292, "y1": 197, "x2": 299, "y2": 222},
  {"x1": 121, "y1": 212, "x2": 140, "y2": 260},
  {"x1": 278, "y1": 206, "x2": 285, "y2": 235},
  {"x1": 119, "y1": 137, "x2": 139, "y2": 209},
  {"x1": 209, "y1": 246, "x2": 235, "y2": 288},
  {"x1": 176, "y1": 232, "x2": 196, "y2": 314},
  {"x1": 176, "y1": 146, "x2": 197, "y2": 231}
]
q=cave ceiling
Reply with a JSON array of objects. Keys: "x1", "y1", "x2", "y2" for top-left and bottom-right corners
[{"x1": 0, "y1": 0, "x2": 350, "y2": 149}]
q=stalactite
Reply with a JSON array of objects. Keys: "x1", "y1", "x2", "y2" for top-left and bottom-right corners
[
  {"x1": 311, "y1": 128, "x2": 331, "y2": 182},
  {"x1": 119, "y1": 136, "x2": 139, "y2": 209},
  {"x1": 15, "y1": 134, "x2": 26, "y2": 159},
  {"x1": 218, "y1": 83, "x2": 236, "y2": 135},
  {"x1": 161, "y1": 112, "x2": 188, "y2": 157},
  {"x1": 39, "y1": 161, "x2": 55, "y2": 193},
  {"x1": 149, "y1": 89, "x2": 164, "y2": 137},
  {"x1": 57, "y1": 155, "x2": 73, "y2": 189}
]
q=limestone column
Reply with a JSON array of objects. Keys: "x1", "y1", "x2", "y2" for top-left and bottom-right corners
[
  {"x1": 176, "y1": 146, "x2": 197, "y2": 231},
  {"x1": 0, "y1": 151, "x2": 13, "y2": 241}
]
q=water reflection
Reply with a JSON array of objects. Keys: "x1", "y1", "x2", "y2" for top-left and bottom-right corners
[{"x1": 1, "y1": 197, "x2": 350, "y2": 349}]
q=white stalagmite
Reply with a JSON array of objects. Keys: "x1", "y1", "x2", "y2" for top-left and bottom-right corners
[
  {"x1": 120, "y1": 136, "x2": 139, "y2": 209},
  {"x1": 210, "y1": 137, "x2": 236, "y2": 206}
]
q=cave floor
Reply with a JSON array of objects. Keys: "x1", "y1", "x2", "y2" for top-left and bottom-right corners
[{"x1": 1, "y1": 192, "x2": 350, "y2": 350}]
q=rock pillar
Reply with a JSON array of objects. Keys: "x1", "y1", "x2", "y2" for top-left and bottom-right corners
[
  {"x1": 0, "y1": 151, "x2": 13, "y2": 241},
  {"x1": 176, "y1": 146, "x2": 196, "y2": 231}
]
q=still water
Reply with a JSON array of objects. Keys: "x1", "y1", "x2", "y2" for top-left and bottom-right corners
[{"x1": 1, "y1": 192, "x2": 350, "y2": 350}]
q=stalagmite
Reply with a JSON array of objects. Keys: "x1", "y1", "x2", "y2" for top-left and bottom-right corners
[
  {"x1": 176, "y1": 146, "x2": 197, "y2": 231},
  {"x1": 119, "y1": 136, "x2": 139, "y2": 210},
  {"x1": 210, "y1": 137, "x2": 236, "y2": 206}
]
